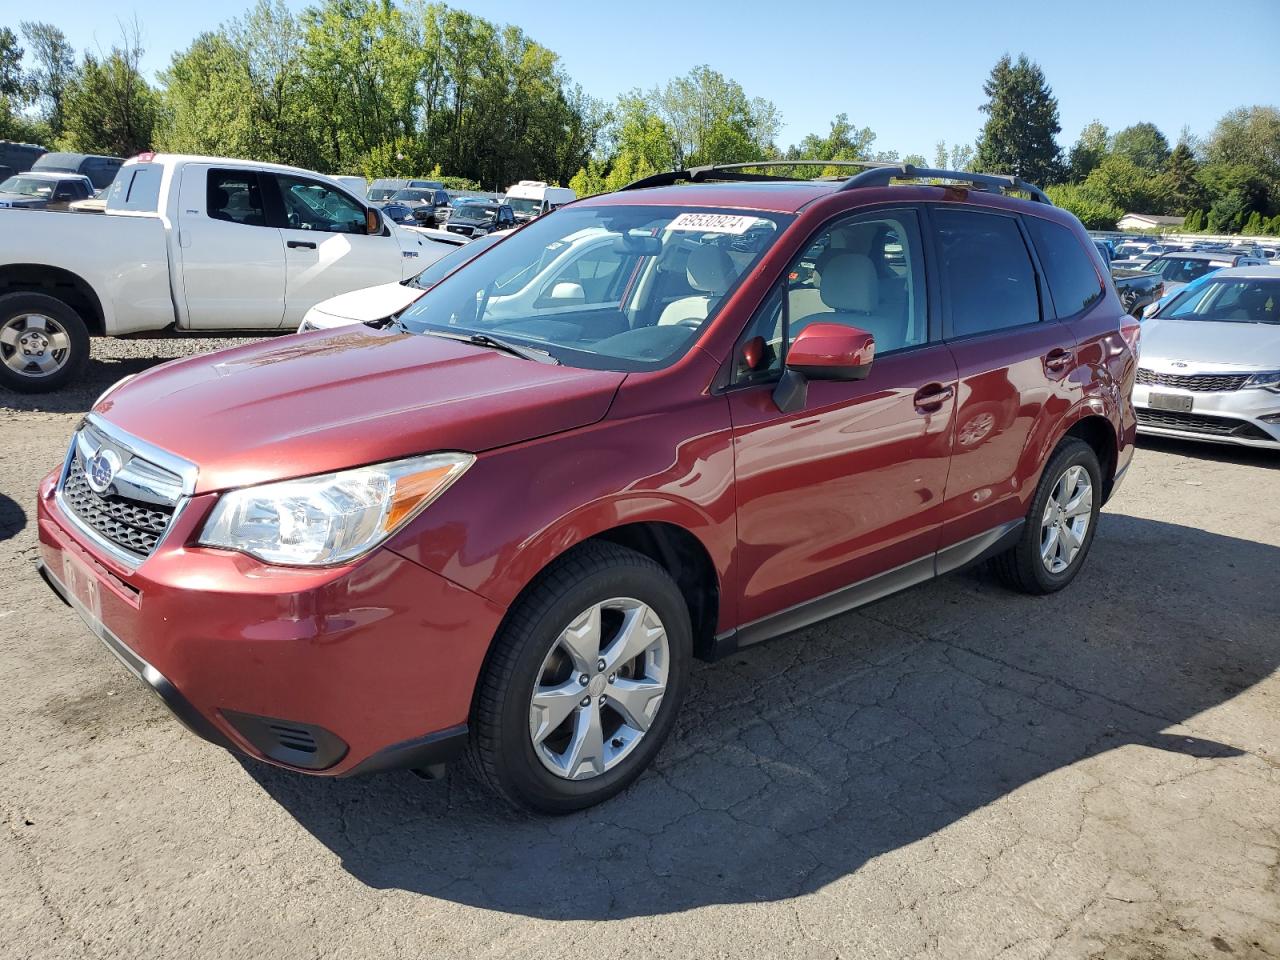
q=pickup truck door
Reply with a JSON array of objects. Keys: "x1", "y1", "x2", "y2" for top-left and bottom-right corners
[
  {"x1": 176, "y1": 165, "x2": 286, "y2": 329},
  {"x1": 265, "y1": 172, "x2": 405, "y2": 329}
]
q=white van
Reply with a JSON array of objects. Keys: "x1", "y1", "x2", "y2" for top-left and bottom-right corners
[{"x1": 503, "y1": 180, "x2": 575, "y2": 223}]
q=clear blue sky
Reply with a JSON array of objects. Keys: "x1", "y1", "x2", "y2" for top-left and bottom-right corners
[{"x1": 11, "y1": 0, "x2": 1280, "y2": 159}]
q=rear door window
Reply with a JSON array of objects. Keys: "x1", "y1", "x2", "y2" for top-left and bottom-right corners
[
  {"x1": 104, "y1": 163, "x2": 163, "y2": 213},
  {"x1": 1025, "y1": 216, "x2": 1104, "y2": 318},
  {"x1": 207, "y1": 169, "x2": 268, "y2": 227},
  {"x1": 933, "y1": 208, "x2": 1041, "y2": 337}
]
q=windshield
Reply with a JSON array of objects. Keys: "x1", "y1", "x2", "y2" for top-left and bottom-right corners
[
  {"x1": 506, "y1": 197, "x2": 540, "y2": 216},
  {"x1": 368, "y1": 182, "x2": 403, "y2": 201},
  {"x1": 408, "y1": 234, "x2": 502, "y2": 289},
  {"x1": 1145, "y1": 257, "x2": 1228, "y2": 283},
  {"x1": 0, "y1": 176, "x2": 54, "y2": 198},
  {"x1": 1164, "y1": 278, "x2": 1280, "y2": 325},
  {"x1": 392, "y1": 188, "x2": 432, "y2": 201},
  {"x1": 395, "y1": 204, "x2": 789, "y2": 371},
  {"x1": 454, "y1": 203, "x2": 498, "y2": 222}
]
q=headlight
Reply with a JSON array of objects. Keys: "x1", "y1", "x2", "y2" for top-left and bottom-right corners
[
  {"x1": 199, "y1": 452, "x2": 474, "y2": 566},
  {"x1": 1244, "y1": 371, "x2": 1280, "y2": 392}
]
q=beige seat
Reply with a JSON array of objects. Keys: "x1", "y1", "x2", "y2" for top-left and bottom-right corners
[
  {"x1": 791, "y1": 253, "x2": 907, "y2": 351},
  {"x1": 658, "y1": 245, "x2": 736, "y2": 326}
]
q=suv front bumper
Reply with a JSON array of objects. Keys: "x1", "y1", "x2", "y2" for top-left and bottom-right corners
[{"x1": 36, "y1": 470, "x2": 503, "y2": 776}]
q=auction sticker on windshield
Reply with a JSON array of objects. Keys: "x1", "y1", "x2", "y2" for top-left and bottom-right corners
[{"x1": 666, "y1": 213, "x2": 757, "y2": 234}]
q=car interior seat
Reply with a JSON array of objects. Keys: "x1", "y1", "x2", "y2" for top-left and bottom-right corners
[{"x1": 658, "y1": 244, "x2": 737, "y2": 326}]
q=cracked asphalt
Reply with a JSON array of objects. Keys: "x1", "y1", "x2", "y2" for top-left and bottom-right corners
[{"x1": 2, "y1": 338, "x2": 1278, "y2": 959}]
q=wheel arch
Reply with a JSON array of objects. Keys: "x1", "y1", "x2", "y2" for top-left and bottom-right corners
[
  {"x1": 0, "y1": 264, "x2": 106, "y2": 335},
  {"x1": 1060, "y1": 412, "x2": 1119, "y2": 502}
]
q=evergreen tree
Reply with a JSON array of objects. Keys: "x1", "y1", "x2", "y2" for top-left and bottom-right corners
[
  {"x1": 1242, "y1": 211, "x2": 1264, "y2": 235},
  {"x1": 974, "y1": 54, "x2": 1063, "y2": 186},
  {"x1": 1158, "y1": 142, "x2": 1205, "y2": 215},
  {"x1": 1183, "y1": 209, "x2": 1204, "y2": 233}
]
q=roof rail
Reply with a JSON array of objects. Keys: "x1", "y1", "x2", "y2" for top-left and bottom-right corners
[
  {"x1": 620, "y1": 160, "x2": 894, "y2": 191},
  {"x1": 839, "y1": 163, "x2": 1052, "y2": 204}
]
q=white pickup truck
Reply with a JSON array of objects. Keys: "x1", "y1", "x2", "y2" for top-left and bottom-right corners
[{"x1": 0, "y1": 153, "x2": 448, "y2": 391}]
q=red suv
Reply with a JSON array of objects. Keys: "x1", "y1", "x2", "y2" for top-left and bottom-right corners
[{"x1": 36, "y1": 164, "x2": 1138, "y2": 813}]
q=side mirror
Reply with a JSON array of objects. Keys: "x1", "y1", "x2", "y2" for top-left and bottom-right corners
[
  {"x1": 774, "y1": 323, "x2": 875, "y2": 414},
  {"x1": 786, "y1": 322, "x2": 875, "y2": 380},
  {"x1": 365, "y1": 207, "x2": 383, "y2": 235},
  {"x1": 549, "y1": 281, "x2": 585, "y2": 302}
]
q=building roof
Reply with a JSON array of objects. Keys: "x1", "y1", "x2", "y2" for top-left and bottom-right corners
[{"x1": 1119, "y1": 213, "x2": 1186, "y2": 226}]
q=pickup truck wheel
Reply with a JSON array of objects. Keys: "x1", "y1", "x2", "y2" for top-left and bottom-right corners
[
  {"x1": 991, "y1": 438, "x2": 1102, "y2": 595},
  {"x1": 466, "y1": 541, "x2": 691, "y2": 814},
  {"x1": 0, "y1": 293, "x2": 90, "y2": 393}
]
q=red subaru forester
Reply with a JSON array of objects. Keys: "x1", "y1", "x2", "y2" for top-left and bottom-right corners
[{"x1": 37, "y1": 164, "x2": 1138, "y2": 813}]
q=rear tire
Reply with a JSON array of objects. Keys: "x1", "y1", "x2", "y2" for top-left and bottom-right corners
[
  {"x1": 466, "y1": 541, "x2": 691, "y2": 814},
  {"x1": 0, "y1": 292, "x2": 90, "y2": 393},
  {"x1": 991, "y1": 438, "x2": 1102, "y2": 595}
]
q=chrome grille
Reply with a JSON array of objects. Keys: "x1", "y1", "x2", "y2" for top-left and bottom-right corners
[
  {"x1": 56, "y1": 418, "x2": 190, "y2": 563},
  {"x1": 1136, "y1": 368, "x2": 1250, "y2": 392},
  {"x1": 62, "y1": 453, "x2": 172, "y2": 556}
]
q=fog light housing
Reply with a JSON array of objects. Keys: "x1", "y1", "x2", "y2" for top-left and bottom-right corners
[{"x1": 1259, "y1": 414, "x2": 1280, "y2": 425}]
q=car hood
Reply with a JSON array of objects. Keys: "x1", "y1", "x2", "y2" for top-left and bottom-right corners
[
  {"x1": 307, "y1": 281, "x2": 423, "y2": 326},
  {"x1": 1140, "y1": 317, "x2": 1280, "y2": 371},
  {"x1": 0, "y1": 193, "x2": 45, "y2": 207},
  {"x1": 94, "y1": 326, "x2": 626, "y2": 494}
]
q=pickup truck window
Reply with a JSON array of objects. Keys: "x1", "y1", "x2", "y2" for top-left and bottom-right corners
[
  {"x1": 104, "y1": 163, "x2": 162, "y2": 212},
  {"x1": 208, "y1": 169, "x2": 267, "y2": 227},
  {"x1": 273, "y1": 174, "x2": 367, "y2": 235}
]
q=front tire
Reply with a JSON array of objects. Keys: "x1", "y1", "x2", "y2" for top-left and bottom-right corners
[
  {"x1": 466, "y1": 541, "x2": 691, "y2": 814},
  {"x1": 991, "y1": 438, "x2": 1103, "y2": 595},
  {"x1": 0, "y1": 292, "x2": 90, "y2": 393}
]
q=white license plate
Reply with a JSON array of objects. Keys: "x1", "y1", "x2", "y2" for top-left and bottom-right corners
[
  {"x1": 62, "y1": 551, "x2": 104, "y2": 626},
  {"x1": 1148, "y1": 392, "x2": 1193, "y2": 413}
]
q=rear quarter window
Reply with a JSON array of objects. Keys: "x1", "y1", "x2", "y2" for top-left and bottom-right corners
[
  {"x1": 1025, "y1": 217, "x2": 1104, "y2": 317},
  {"x1": 104, "y1": 163, "x2": 163, "y2": 213}
]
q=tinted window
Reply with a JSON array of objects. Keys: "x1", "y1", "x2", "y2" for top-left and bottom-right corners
[
  {"x1": 207, "y1": 169, "x2": 267, "y2": 227},
  {"x1": 934, "y1": 209, "x2": 1040, "y2": 336},
  {"x1": 1027, "y1": 217, "x2": 1104, "y2": 317},
  {"x1": 732, "y1": 210, "x2": 928, "y2": 385}
]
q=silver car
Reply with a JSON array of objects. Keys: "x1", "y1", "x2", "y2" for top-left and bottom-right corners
[{"x1": 1135, "y1": 267, "x2": 1280, "y2": 449}]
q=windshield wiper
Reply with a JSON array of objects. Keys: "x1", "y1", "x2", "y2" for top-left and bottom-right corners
[{"x1": 422, "y1": 329, "x2": 560, "y2": 365}]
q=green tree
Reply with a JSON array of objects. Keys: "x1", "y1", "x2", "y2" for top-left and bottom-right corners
[
  {"x1": 652, "y1": 65, "x2": 779, "y2": 167},
  {"x1": 61, "y1": 28, "x2": 159, "y2": 156},
  {"x1": 1083, "y1": 154, "x2": 1170, "y2": 213},
  {"x1": 20, "y1": 22, "x2": 75, "y2": 139},
  {"x1": 1183, "y1": 209, "x2": 1204, "y2": 233},
  {"x1": 1157, "y1": 141, "x2": 1205, "y2": 215},
  {"x1": 1044, "y1": 183, "x2": 1122, "y2": 229},
  {"x1": 1242, "y1": 210, "x2": 1264, "y2": 235},
  {"x1": 1066, "y1": 120, "x2": 1108, "y2": 182},
  {"x1": 973, "y1": 53, "x2": 1062, "y2": 185},
  {"x1": 1207, "y1": 193, "x2": 1245, "y2": 234},
  {"x1": 1110, "y1": 122, "x2": 1170, "y2": 172}
]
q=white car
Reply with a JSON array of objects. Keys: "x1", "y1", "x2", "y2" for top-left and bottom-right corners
[
  {"x1": 1134, "y1": 267, "x2": 1280, "y2": 449},
  {"x1": 300, "y1": 232, "x2": 503, "y2": 331},
  {"x1": 0, "y1": 153, "x2": 447, "y2": 391}
]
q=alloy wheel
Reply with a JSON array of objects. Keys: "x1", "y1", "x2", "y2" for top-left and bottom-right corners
[
  {"x1": 0, "y1": 313, "x2": 72, "y2": 379},
  {"x1": 528, "y1": 597, "x2": 670, "y2": 781},
  {"x1": 1040, "y1": 464, "x2": 1093, "y2": 574}
]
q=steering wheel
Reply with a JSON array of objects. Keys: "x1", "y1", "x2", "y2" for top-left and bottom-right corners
[{"x1": 676, "y1": 318, "x2": 702, "y2": 329}]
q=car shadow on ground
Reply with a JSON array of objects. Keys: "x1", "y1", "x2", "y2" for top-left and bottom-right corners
[
  {"x1": 247, "y1": 515, "x2": 1277, "y2": 920},
  {"x1": 0, "y1": 492, "x2": 26, "y2": 543},
  {"x1": 1137, "y1": 434, "x2": 1278, "y2": 469}
]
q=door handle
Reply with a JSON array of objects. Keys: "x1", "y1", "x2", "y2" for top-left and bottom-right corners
[
  {"x1": 1044, "y1": 347, "x2": 1073, "y2": 371},
  {"x1": 913, "y1": 383, "x2": 954, "y2": 413},
  {"x1": 287, "y1": 240, "x2": 317, "y2": 250}
]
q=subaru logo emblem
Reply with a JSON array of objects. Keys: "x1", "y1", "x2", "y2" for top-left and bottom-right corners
[
  {"x1": 1171, "y1": 361, "x2": 1188, "y2": 368},
  {"x1": 86, "y1": 448, "x2": 122, "y2": 494}
]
